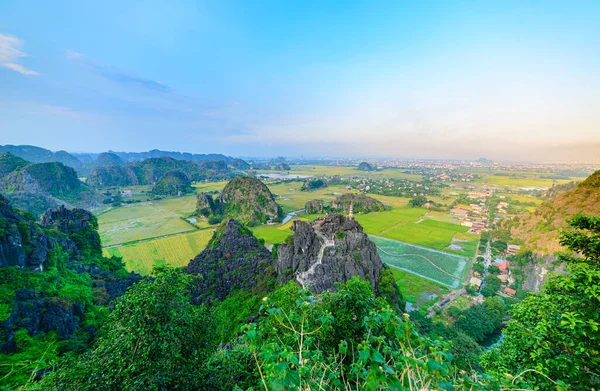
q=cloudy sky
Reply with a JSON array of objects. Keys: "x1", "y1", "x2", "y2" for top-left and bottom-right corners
[{"x1": 1, "y1": 1, "x2": 599, "y2": 161}]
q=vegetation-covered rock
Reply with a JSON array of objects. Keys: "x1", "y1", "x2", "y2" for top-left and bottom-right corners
[
  {"x1": 186, "y1": 219, "x2": 277, "y2": 303},
  {"x1": 305, "y1": 199, "x2": 324, "y2": 214},
  {"x1": 86, "y1": 165, "x2": 140, "y2": 187},
  {"x1": 357, "y1": 161, "x2": 375, "y2": 171},
  {"x1": 0, "y1": 157, "x2": 99, "y2": 217},
  {"x1": 196, "y1": 176, "x2": 284, "y2": 225},
  {"x1": 300, "y1": 178, "x2": 327, "y2": 191},
  {"x1": 92, "y1": 152, "x2": 123, "y2": 168},
  {"x1": 330, "y1": 193, "x2": 388, "y2": 214},
  {"x1": 0, "y1": 198, "x2": 140, "y2": 387},
  {"x1": 482, "y1": 214, "x2": 600, "y2": 390},
  {"x1": 151, "y1": 170, "x2": 193, "y2": 196}
]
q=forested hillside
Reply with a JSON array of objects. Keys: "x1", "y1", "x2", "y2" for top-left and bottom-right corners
[{"x1": 505, "y1": 170, "x2": 600, "y2": 254}]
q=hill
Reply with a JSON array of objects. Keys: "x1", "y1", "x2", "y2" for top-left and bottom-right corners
[
  {"x1": 506, "y1": 169, "x2": 600, "y2": 254},
  {"x1": 0, "y1": 153, "x2": 28, "y2": 178},
  {"x1": 86, "y1": 165, "x2": 140, "y2": 187},
  {"x1": 151, "y1": 170, "x2": 193, "y2": 195},
  {"x1": 197, "y1": 176, "x2": 284, "y2": 225},
  {"x1": 300, "y1": 178, "x2": 327, "y2": 191},
  {"x1": 86, "y1": 156, "x2": 234, "y2": 188},
  {"x1": 0, "y1": 196, "x2": 140, "y2": 386},
  {"x1": 330, "y1": 193, "x2": 388, "y2": 213},
  {"x1": 93, "y1": 152, "x2": 124, "y2": 168},
  {"x1": 186, "y1": 219, "x2": 276, "y2": 303},
  {"x1": 357, "y1": 161, "x2": 375, "y2": 171},
  {"x1": 0, "y1": 145, "x2": 82, "y2": 171},
  {"x1": 276, "y1": 214, "x2": 401, "y2": 308},
  {"x1": 0, "y1": 156, "x2": 100, "y2": 217}
]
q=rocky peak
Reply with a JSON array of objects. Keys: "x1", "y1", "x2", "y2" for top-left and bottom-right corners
[
  {"x1": 40, "y1": 205, "x2": 101, "y2": 257},
  {"x1": 305, "y1": 199, "x2": 324, "y2": 214},
  {"x1": 187, "y1": 218, "x2": 276, "y2": 303},
  {"x1": 276, "y1": 214, "x2": 386, "y2": 294}
]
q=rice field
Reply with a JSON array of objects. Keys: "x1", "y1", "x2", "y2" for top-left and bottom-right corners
[
  {"x1": 251, "y1": 221, "x2": 294, "y2": 245},
  {"x1": 103, "y1": 229, "x2": 215, "y2": 275},
  {"x1": 266, "y1": 182, "x2": 350, "y2": 213},
  {"x1": 372, "y1": 235, "x2": 467, "y2": 289},
  {"x1": 98, "y1": 196, "x2": 200, "y2": 246}
]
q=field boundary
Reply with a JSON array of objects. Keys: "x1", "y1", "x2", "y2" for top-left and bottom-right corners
[
  {"x1": 376, "y1": 245, "x2": 460, "y2": 280},
  {"x1": 104, "y1": 227, "x2": 214, "y2": 249},
  {"x1": 387, "y1": 264, "x2": 456, "y2": 289}
]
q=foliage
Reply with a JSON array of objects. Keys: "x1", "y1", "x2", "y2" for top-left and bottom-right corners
[
  {"x1": 409, "y1": 195, "x2": 428, "y2": 208},
  {"x1": 482, "y1": 214, "x2": 600, "y2": 390},
  {"x1": 455, "y1": 298, "x2": 505, "y2": 343},
  {"x1": 46, "y1": 267, "x2": 218, "y2": 390},
  {"x1": 237, "y1": 278, "x2": 533, "y2": 390}
]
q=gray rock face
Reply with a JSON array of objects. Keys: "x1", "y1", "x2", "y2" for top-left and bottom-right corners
[
  {"x1": 276, "y1": 214, "x2": 384, "y2": 294},
  {"x1": 187, "y1": 219, "x2": 276, "y2": 303}
]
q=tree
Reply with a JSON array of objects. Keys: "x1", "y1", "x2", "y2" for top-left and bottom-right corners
[
  {"x1": 455, "y1": 303, "x2": 503, "y2": 343},
  {"x1": 472, "y1": 263, "x2": 485, "y2": 274},
  {"x1": 488, "y1": 265, "x2": 501, "y2": 274},
  {"x1": 409, "y1": 195, "x2": 428, "y2": 207},
  {"x1": 482, "y1": 214, "x2": 600, "y2": 390},
  {"x1": 47, "y1": 268, "x2": 217, "y2": 390},
  {"x1": 480, "y1": 274, "x2": 501, "y2": 297}
]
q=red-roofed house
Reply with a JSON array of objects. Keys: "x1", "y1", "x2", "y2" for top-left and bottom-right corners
[
  {"x1": 504, "y1": 287, "x2": 516, "y2": 296},
  {"x1": 493, "y1": 259, "x2": 510, "y2": 274}
]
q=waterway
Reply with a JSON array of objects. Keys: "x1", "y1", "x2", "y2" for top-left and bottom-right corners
[{"x1": 282, "y1": 209, "x2": 305, "y2": 224}]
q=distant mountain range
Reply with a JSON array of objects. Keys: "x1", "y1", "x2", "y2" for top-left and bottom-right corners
[{"x1": 0, "y1": 145, "x2": 248, "y2": 176}]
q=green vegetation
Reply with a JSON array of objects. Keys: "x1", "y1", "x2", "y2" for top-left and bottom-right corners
[
  {"x1": 151, "y1": 170, "x2": 193, "y2": 195},
  {"x1": 482, "y1": 214, "x2": 600, "y2": 389},
  {"x1": 389, "y1": 267, "x2": 449, "y2": 305},
  {"x1": 251, "y1": 221, "x2": 294, "y2": 245},
  {"x1": 197, "y1": 176, "x2": 284, "y2": 225}
]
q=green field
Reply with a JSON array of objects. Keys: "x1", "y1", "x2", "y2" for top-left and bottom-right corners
[
  {"x1": 98, "y1": 196, "x2": 200, "y2": 246},
  {"x1": 103, "y1": 229, "x2": 215, "y2": 275},
  {"x1": 251, "y1": 221, "x2": 294, "y2": 246},
  {"x1": 390, "y1": 268, "x2": 449, "y2": 307},
  {"x1": 372, "y1": 235, "x2": 467, "y2": 289},
  {"x1": 267, "y1": 182, "x2": 350, "y2": 213},
  {"x1": 192, "y1": 181, "x2": 228, "y2": 193}
]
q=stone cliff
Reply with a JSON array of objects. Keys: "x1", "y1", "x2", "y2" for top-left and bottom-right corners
[
  {"x1": 187, "y1": 219, "x2": 277, "y2": 303},
  {"x1": 276, "y1": 214, "x2": 391, "y2": 296}
]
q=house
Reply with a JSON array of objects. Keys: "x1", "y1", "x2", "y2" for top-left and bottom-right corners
[
  {"x1": 504, "y1": 287, "x2": 517, "y2": 296},
  {"x1": 497, "y1": 274, "x2": 509, "y2": 283},
  {"x1": 469, "y1": 277, "x2": 482, "y2": 288},
  {"x1": 506, "y1": 244, "x2": 521, "y2": 256},
  {"x1": 492, "y1": 259, "x2": 510, "y2": 274}
]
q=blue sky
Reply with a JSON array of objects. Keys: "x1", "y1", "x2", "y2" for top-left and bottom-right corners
[{"x1": 1, "y1": 1, "x2": 599, "y2": 161}]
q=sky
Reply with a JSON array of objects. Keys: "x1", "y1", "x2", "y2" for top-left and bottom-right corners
[{"x1": 0, "y1": 1, "x2": 599, "y2": 162}]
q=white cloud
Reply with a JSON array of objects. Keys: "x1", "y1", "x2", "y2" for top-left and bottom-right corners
[{"x1": 0, "y1": 33, "x2": 39, "y2": 76}]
